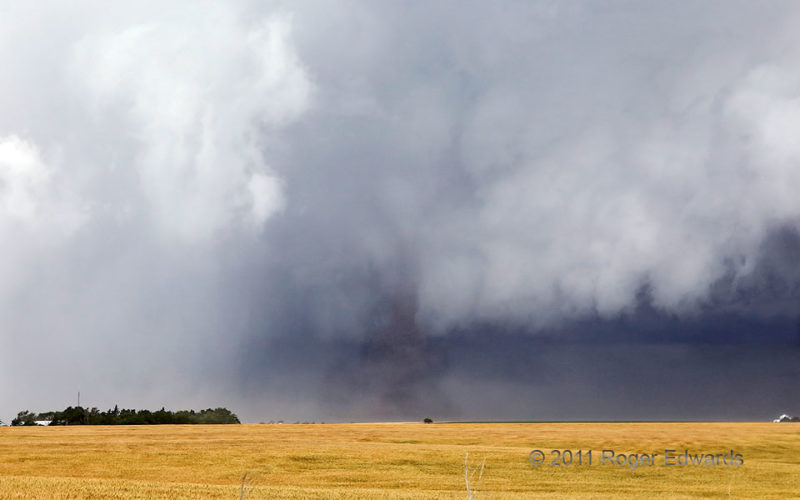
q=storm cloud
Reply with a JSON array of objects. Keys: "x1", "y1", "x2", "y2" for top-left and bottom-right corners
[{"x1": 2, "y1": 1, "x2": 799, "y2": 422}]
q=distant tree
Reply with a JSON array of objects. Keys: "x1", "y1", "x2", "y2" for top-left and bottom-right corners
[
  {"x1": 11, "y1": 411, "x2": 37, "y2": 426},
  {"x1": 50, "y1": 406, "x2": 88, "y2": 426},
  {"x1": 197, "y1": 407, "x2": 240, "y2": 424},
  {"x1": 86, "y1": 407, "x2": 100, "y2": 425},
  {"x1": 37, "y1": 411, "x2": 56, "y2": 422},
  {"x1": 423, "y1": 417, "x2": 433, "y2": 424}
]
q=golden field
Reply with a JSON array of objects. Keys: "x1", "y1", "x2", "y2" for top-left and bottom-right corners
[{"x1": 0, "y1": 422, "x2": 798, "y2": 499}]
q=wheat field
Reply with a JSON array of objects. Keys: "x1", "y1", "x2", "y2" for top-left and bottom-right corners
[{"x1": 0, "y1": 422, "x2": 798, "y2": 498}]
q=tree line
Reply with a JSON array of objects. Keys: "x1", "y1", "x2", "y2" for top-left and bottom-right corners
[{"x1": 10, "y1": 406, "x2": 240, "y2": 425}]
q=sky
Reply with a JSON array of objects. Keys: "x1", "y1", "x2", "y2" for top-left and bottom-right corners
[{"x1": 1, "y1": 1, "x2": 799, "y2": 423}]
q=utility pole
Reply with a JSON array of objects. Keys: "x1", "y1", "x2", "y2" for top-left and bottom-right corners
[{"x1": 78, "y1": 391, "x2": 80, "y2": 408}]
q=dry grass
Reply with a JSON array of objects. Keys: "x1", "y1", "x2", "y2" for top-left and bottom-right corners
[{"x1": 1, "y1": 422, "x2": 798, "y2": 498}]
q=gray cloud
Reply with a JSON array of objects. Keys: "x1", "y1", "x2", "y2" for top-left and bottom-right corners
[{"x1": 2, "y1": 1, "x2": 800, "y2": 422}]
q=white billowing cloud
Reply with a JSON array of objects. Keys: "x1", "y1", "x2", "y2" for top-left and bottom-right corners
[
  {"x1": 248, "y1": 172, "x2": 285, "y2": 225},
  {"x1": 409, "y1": 3, "x2": 800, "y2": 328},
  {"x1": 726, "y1": 64, "x2": 800, "y2": 216},
  {"x1": 0, "y1": 135, "x2": 84, "y2": 235},
  {"x1": 0, "y1": 136, "x2": 50, "y2": 224},
  {"x1": 72, "y1": 10, "x2": 309, "y2": 239}
]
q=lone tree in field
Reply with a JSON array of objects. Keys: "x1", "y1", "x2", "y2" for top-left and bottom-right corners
[{"x1": 423, "y1": 417, "x2": 433, "y2": 424}]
